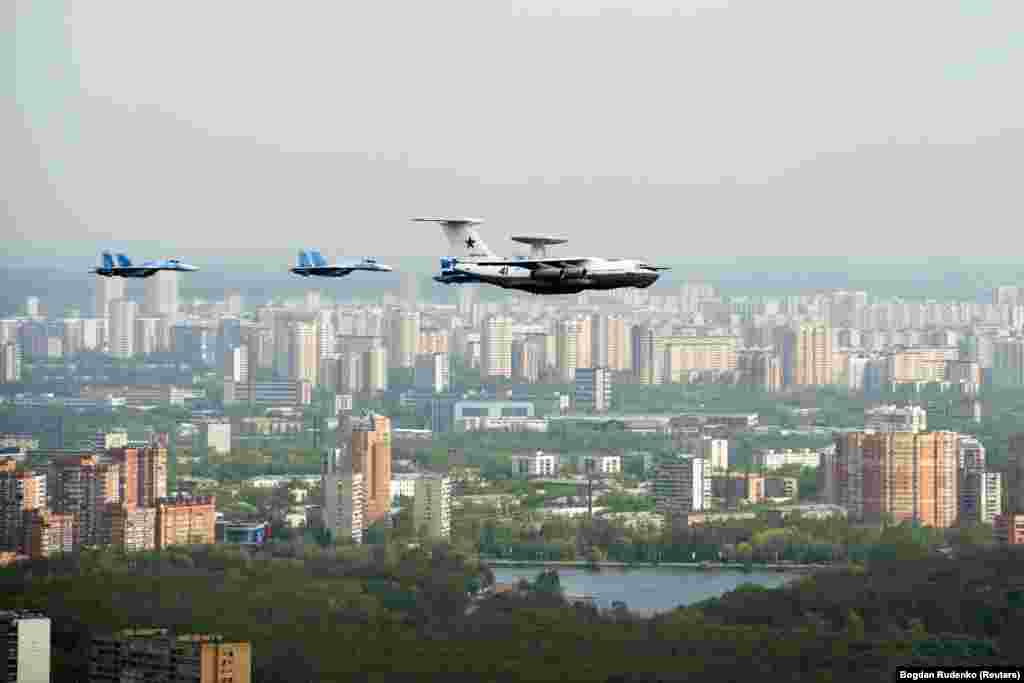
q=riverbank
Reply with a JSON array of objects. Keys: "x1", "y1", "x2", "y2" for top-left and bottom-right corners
[{"x1": 480, "y1": 558, "x2": 834, "y2": 573}]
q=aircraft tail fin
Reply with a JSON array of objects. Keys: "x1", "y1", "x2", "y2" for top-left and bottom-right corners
[
  {"x1": 310, "y1": 250, "x2": 327, "y2": 267},
  {"x1": 298, "y1": 250, "x2": 312, "y2": 268},
  {"x1": 101, "y1": 252, "x2": 115, "y2": 270},
  {"x1": 115, "y1": 253, "x2": 132, "y2": 267},
  {"x1": 412, "y1": 216, "x2": 495, "y2": 261}
]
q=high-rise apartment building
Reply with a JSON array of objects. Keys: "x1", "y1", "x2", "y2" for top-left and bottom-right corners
[
  {"x1": 664, "y1": 336, "x2": 738, "y2": 382},
  {"x1": 590, "y1": 314, "x2": 609, "y2": 369},
  {"x1": 289, "y1": 321, "x2": 318, "y2": 386},
  {"x1": 886, "y1": 346, "x2": 959, "y2": 384},
  {"x1": 143, "y1": 270, "x2": 179, "y2": 317},
  {"x1": 351, "y1": 414, "x2": 391, "y2": 525},
  {"x1": 480, "y1": 316, "x2": 512, "y2": 379},
  {"x1": 24, "y1": 510, "x2": 74, "y2": 558},
  {"x1": 417, "y1": 328, "x2": 450, "y2": 355},
  {"x1": 632, "y1": 324, "x2": 665, "y2": 385},
  {"x1": 959, "y1": 471, "x2": 1001, "y2": 525},
  {"x1": 993, "y1": 338, "x2": 1024, "y2": 387},
  {"x1": 400, "y1": 273, "x2": 419, "y2": 308},
  {"x1": 305, "y1": 289, "x2": 321, "y2": 314},
  {"x1": 511, "y1": 339, "x2": 542, "y2": 383},
  {"x1": 0, "y1": 342, "x2": 20, "y2": 384},
  {"x1": 390, "y1": 311, "x2": 420, "y2": 369},
  {"x1": 321, "y1": 447, "x2": 364, "y2": 544},
  {"x1": 414, "y1": 352, "x2": 450, "y2": 394},
  {"x1": 225, "y1": 344, "x2": 250, "y2": 384},
  {"x1": 102, "y1": 504, "x2": 157, "y2": 552},
  {"x1": 1007, "y1": 434, "x2": 1024, "y2": 514},
  {"x1": 737, "y1": 349, "x2": 782, "y2": 393},
  {"x1": 0, "y1": 610, "x2": 50, "y2": 683},
  {"x1": 316, "y1": 310, "x2": 335, "y2": 360},
  {"x1": 574, "y1": 367, "x2": 612, "y2": 413},
  {"x1": 364, "y1": 345, "x2": 388, "y2": 393},
  {"x1": 607, "y1": 315, "x2": 631, "y2": 372},
  {"x1": 108, "y1": 299, "x2": 138, "y2": 359},
  {"x1": 574, "y1": 316, "x2": 593, "y2": 370},
  {"x1": 155, "y1": 495, "x2": 216, "y2": 549},
  {"x1": 413, "y1": 474, "x2": 451, "y2": 541},
  {"x1": 781, "y1": 322, "x2": 833, "y2": 387},
  {"x1": 694, "y1": 437, "x2": 729, "y2": 473},
  {"x1": 0, "y1": 469, "x2": 46, "y2": 552},
  {"x1": 556, "y1": 319, "x2": 580, "y2": 382},
  {"x1": 95, "y1": 276, "x2": 125, "y2": 319},
  {"x1": 654, "y1": 458, "x2": 709, "y2": 517},
  {"x1": 827, "y1": 431, "x2": 959, "y2": 528},
  {"x1": 49, "y1": 454, "x2": 121, "y2": 548},
  {"x1": 226, "y1": 290, "x2": 243, "y2": 316},
  {"x1": 134, "y1": 317, "x2": 161, "y2": 355}
]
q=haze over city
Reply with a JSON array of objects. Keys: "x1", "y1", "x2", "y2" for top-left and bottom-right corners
[
  {"x1": 4, "y1": 2, "x2": 1024, "y2": 682},
  {"x1": 7, "y1": 0, "x2": 1024, "y2": 263}
]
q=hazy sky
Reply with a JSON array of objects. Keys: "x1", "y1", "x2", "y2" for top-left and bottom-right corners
[{"x1": 6, "y1": 0, "x2": 1024, "y2": 263}]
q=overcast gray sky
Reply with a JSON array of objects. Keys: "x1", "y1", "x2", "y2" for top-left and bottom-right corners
[{"x1": 5, "y1": 0, "x2": 1023, "y2": 264}]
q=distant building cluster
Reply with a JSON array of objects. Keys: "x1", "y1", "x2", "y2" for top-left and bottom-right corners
[{"x1": 0, "y1": 437, "x2": 215, "y2": 559}]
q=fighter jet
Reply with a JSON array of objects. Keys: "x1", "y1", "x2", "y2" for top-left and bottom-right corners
[
  {"x1": 91, "y1": 251, "x2": 199, "y2": 278},
  {"x1": 414, "y1": 217, "x2": 669, "y2": 295},
  {"x1": 289, "y1": 250, "x2": 393, "y2": 278}
]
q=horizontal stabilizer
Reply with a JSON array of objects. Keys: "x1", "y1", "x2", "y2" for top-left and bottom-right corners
[{"x1": 413, "y1": 216, "x2": 483, "y2": 227}]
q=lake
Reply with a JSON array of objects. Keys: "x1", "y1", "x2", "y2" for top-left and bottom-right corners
[{"x1": 491, "y1": 566, "x2": 799, "y2": 614}]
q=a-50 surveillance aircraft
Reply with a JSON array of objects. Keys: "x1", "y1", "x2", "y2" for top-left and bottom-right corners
[
  {"x1": 289, "y1": 250, "x2": 393, "y2": 278},
  {"x1": 414, "y1": 217, "x2": 670, "y2": 294},
  {"x1": 92, "y1": 251, "x2": 199, "y2": 278}
]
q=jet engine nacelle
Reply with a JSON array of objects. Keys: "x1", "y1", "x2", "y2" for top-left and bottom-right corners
[{"x1": 532, "y1": 266, "x2": 587, "y2": 281}]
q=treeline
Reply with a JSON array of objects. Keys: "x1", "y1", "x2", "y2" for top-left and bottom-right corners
[
  {"x1": 472, "y1": 512, "x2": 985, "y2": 565},
  {"x1": 1, "y1": 543, "x2": 1020, "y2": 680}
]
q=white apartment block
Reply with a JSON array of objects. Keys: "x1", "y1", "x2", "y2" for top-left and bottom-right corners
[
  {"x1": 203, "y1": 422, "x2": 231, "y2": 455},
  {"x1": 0, "y1": 611, "x2": 50, "y2": 683},
  {"x1": 391, "y1": 473, "x2": 421, "y2": 501},
  {"x1": 511, "y1": 451, "x2": 559, "y2": 477},
  {"x1": 455, "y1": 416, "x2": 549, "y2": 433},
  {"x1": 413, "y1": 474, "x2": 451, "y2": 540},
  {"x1": 752, "y1": 448, "x2": 821, "y2": 471},
  {"x1": 576, "y1": 453, "x2": 622, "y2": 475},
  {"x1": 865, "y1": 405, "x2": 927, "y2": 432},
  {"x1": 339, "y1": 473, "x2": 365, "y2": 544}
]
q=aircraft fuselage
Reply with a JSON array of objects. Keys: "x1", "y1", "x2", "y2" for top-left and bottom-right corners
[{"x1": 435, "y1": 259, "x2": 660, "y2": 294}]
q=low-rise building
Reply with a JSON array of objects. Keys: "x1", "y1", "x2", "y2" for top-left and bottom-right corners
[
  {"x1": 751, "y1": 448, "x2": 820, "y2": 471},
  {"x1": 510, "y1": 450, "x2": 559, "y2": 477},
  {"x1": 216, "y1": 520, "x2": 270, "y2": 546},
  {"x1": 576, "y1": 453, "x2": 622, "y2": 476},
  {"x1": 763, "y1": 476, "x2": 799, "y2": 500},
  {"x1": 994, "y1": 513, "x2": 1024, "y2": 545},
  {"x1": 89, "y1": 629, "x2": 251, "y2": 683}
]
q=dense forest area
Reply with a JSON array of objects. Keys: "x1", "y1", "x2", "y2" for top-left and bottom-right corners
[{"x1": 2, "y1": 542, "x2": 1020, "y2": 681}]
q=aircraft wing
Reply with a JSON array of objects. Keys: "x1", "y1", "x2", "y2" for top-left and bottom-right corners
[{"x1": 470, "y1": 257, "x2": 592, "y2": 270}]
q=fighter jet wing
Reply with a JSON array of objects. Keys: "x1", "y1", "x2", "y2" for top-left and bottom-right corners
[{"x1": 471, "y1": 257, "x2": 592, "y2": 270}]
